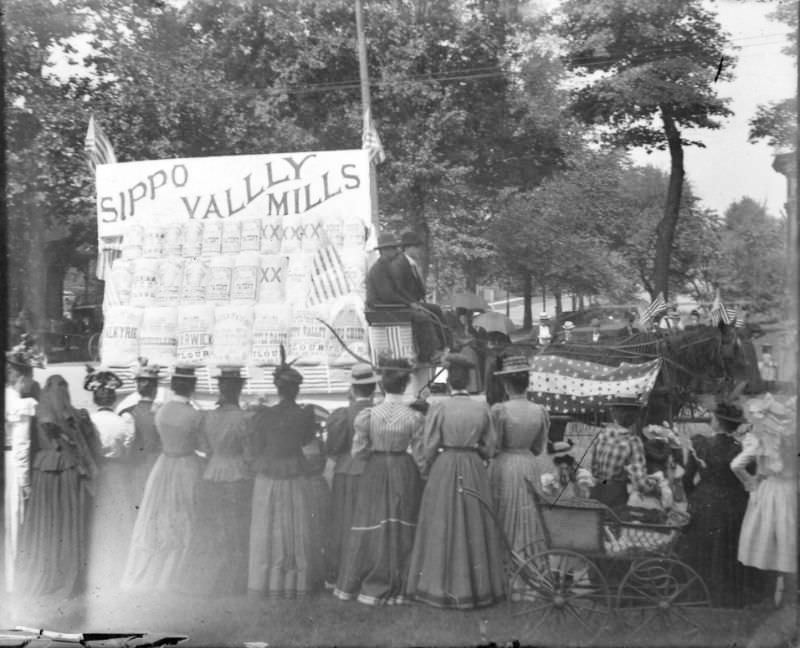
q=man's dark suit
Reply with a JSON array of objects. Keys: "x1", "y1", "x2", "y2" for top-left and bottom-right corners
[
  {"x1": 366, "y1": 255, "x2": 409, "y2": 308},
  {"x1": 390, "y1": 254, "x2": 426, "y2": 303}
]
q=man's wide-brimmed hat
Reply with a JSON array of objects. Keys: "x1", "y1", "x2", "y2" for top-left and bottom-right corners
[
  {"x1": 549, "y1": 439, "x2": 576, "y2": 464},
  {"x1": 713, "y1": 402, "x2": 745, "y2": 424},
  {"x1": 563, "y1": 321, "x2": 575, "y2": 331},
  {"x1": 350, "y1": 363, "x2": 380, "y2": 385},
  {"x1": 213, "y1": 366, "x2": 247, "y2": 381},
  {"x1": 84, "y1": 365, "x2": 123, "y2": 392},
  {"x1": 400, "y1": 231, "x2": 423, "y2": 247},
  {"x1": 134, "y1": 357, "x2": 161, "y2": 380},
  {"x1": 494, "y1": 354, "x2": 533, "y2": 376},
  {"x1": 374, "y1": 232, "x2": 402, "y2": 250}
]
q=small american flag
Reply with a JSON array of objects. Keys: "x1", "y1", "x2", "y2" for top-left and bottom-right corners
[
  {"x1": 710, "y1": 291, "x2": 737, "y2": 326},
  {"x1": 308, "y1": 242, "x2": 353, "y2": 306},
  {"x1": 85, "y1": 114, "x2": 117, "y2": 172},
  {"x1": 362, "y1": 106, "x2": 386, "y2": 164},
  {"x1": 640, "y1": 292, "x2": 668, "y2": 327}
]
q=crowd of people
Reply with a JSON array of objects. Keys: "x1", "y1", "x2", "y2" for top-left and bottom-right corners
[{"x1": 3, "y1": 331, "x2": 797, "y2": 615}]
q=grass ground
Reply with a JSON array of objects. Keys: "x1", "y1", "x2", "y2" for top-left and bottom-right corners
[{"x1": 2, "y1": 590, "x2": 795, "y2": 648}]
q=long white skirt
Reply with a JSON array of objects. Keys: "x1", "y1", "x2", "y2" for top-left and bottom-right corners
[{"x1": 738, "y1": 475, "x2": 797, "y2": 573}]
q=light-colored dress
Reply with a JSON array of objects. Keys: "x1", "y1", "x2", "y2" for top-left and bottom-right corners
[
  {"x1": 406, "y1": 393, "x2": 505, "y2": 609},
  {"x1": 732, "y1": 429, "x2": 797, "y2": 573},
  {"x1": 88, "y1": 407, "x2": 136, "y2": 593},
  {"x1": 121, "y1": 396, "x2": 203, "y2": 591},
  {"x1": 4, "y1": 387, "x2": 35, "y2": 593},
  {"x1": 334, "y1": 394, "x2": 425, "y2": 605},
  {"x1": 488, "y1": 396, "x2": 548, "y2": 557}
]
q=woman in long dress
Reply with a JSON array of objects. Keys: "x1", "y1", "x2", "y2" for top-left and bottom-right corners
[
  {"x1": 732, "y1": 396, "x2": 797, "y2": 606},
  {"x1": 16, "y1": 375, "x2": 100, "y2": 598},
  {"x1": 680, "y1": 402, "x2": 751, "y2": 608},
  {"x1": 84, "y1": 367, "x2": 136, "y2": 594},
  {"x1": 334, "y1": 359, "x2": 425, "y2": 605},
  {"x1": 179, "y1": 367, "x2": 253, "y2": 596},
  {"x1": 4, "y1": 349, "x2": 38, "y2": 593},
  {"x1": 246, "y1": 356, "x2": 322, "y2": 598},
  {"x1": 487, "y1": 356, "x2": 548, "y2": 562},
  {"x1": 121, "y1": 366, "x2": 203, "y2": 591},
  {"x1": 406, "y1": 354, "x2": 505, "y2": 609}
]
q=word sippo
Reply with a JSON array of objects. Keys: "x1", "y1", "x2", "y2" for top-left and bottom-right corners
[{"x1": 100, "y1": 164, "x2": 189, "y2": 222}]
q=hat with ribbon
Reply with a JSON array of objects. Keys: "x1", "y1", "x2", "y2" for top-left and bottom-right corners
[
  {"x1": 350, "y1": 363, "x2": 380, "y2": 385},
  {"x1": 273, "y1": 344, "x2": 304, "y2": 386},
  {"x1": 84, "y1": 365, "x2": 123, "y2": 392},
  {"x1": 549, "y1": 439, "x2": 576, "y2": 465},
  {"x1": 539, "y1": 312, "x2": 551, "y2": 321},
  {"x1": 562, "y1": 321, "x2": 575, "y2": 331},
  {"x1": 445, "y1": 353, "x2": 476, "y2": 370},
  {"x1": 134, "y1": 357, "x2": 161, "y2": 380},
  {"x1": 494, "y1": 354, "x2": 533, "y2": 376},
  {"x1": 172, "y1": 365, "x2": 198, "y2": 380},
  {"x1": 374, "y1": 232, "x2": 402, "y2": 250},
  {"x1": 6, "y1": 334, "x2": 47, "y2": 371},
  {"x1": 714, "y1": 401, "x2": 746, "y2": 425},
  {"x1": 213, "y1": 366, "x2": 247, "y2": 381}
]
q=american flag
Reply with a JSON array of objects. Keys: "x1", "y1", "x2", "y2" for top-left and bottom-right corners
[
  {"x1": 639, "y1": 292, "x2": 668, "y2": 327},
  {"x1": 362, "y1": 106, "x2": 386, "y2": 164},
  {"x1": 84, "y1": 114, "x2": 117, "y2": 172},
  {"x1": 528, "y1": 356, "x2": 662, "y2": 415},
  {"x1": 368, "y1": 325, "x2": 416, "y2": 364},
  {"x1": 308, "y1": 242, "x2": 353, "y2": 306},
  {"x1": 710, "y1": 291, "x2": 737, "y2": 326}
]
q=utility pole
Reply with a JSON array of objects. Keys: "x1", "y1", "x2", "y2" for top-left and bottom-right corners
[{"x1": 355, "y1": 0, "x2": 380, "y2": 232}]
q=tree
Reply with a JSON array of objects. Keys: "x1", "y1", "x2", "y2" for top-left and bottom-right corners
[{"x1": 556, "y1": 0, "x2": 735, "y2": 299}]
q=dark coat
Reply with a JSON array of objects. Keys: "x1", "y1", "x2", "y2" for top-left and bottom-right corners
[
  {"x1": 390, "y1": 253, "x2": 426, "y2": 303},
  {"x1": 366, "y1": 255, "x2": 411, "y2": 307}
]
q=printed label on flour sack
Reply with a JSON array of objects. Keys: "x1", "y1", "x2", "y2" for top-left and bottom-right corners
[
  {"x1": 284, "y1": 253, "x2": 311, "y2": 308},
  {"x1": 142, "y1": 227, "x2": 164, "y2": 258},
  {"x1": 101, "y1": 305, "x2": 143, "y2": 366},
  {"x1": 288, "y1": 309, "x2": 327, "y2": 366},
  {"x1": 201, "y1": 220, "x2": 223, "y2": 256},
  {"x1": 138, "y1": 306, "x2": 178, "y2": 366},
  {"x1": 240, "y1": 219, "x2": 262, "y2": 252},
  {"x1": 181, "y1": 258, "x2": 209, "y2": 303},
  {"x1": 182, "y1": 221, "x2": 203, "y2": 258},
  {"x1": 212, "y1": 304, "x2": 254, "y2": 366},
  {"x1": 109, "y1": 259, "x2": 134, "y2": 306},
  {"x1": 251, "y1": 304, "x2": 292, "y2": 366},
  {"x1": 163, "y1": 223, "x2": 184, "y2": 256},
  {"x1": 205, "y1": 256, "x2": 233, "y2": 302},
  {"x1": 221, "y1": 220, "x2": 242, "y2": 255},
  {"x1": 130, "y1": 258, "x2": 160, "y2": 307},
  {"x1": 257, "y1": 254, "x2": 289, "y2": 304},
  {"x1": 326, "y1": 298, "x2": 369, "y2": 367},
  {"x1": 299, "y1": 213, "x2": 323, "y2": 252},
  {"x1": 176, "y1": 304, "x2": 215, "y2": 366},
  {"x1": 260, "y1": 217, "x2": 283, "y2": 255},
  {"x1": 231, "y1": 252, "x2": 260, "y2": 301},
  {"x1": 342, "y1": 214, "x2": 367, "y2": 248},
  {"x1": 157, "y1": 257, "x2": 185, "y2": 304},
  {"x1": 280, "y1": 217, "x2": 303, "y2": 254},
  {"x1": 321, "y1": 215, "x2": 344, "y2": 248}
]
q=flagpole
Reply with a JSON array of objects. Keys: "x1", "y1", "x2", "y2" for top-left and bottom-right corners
[{"x1": 355, "y1": 0, "x2": 380, "y2": 233}]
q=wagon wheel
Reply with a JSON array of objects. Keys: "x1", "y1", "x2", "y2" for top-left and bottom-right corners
[
  {"x1": 87, "y1": 332, "x2": 102, "y2": 362},
  {"x1": 507, "y1": 549, "x2": 612, "y2": 645},
  {"x1": 615, "y1": 557, "x2": 711, "y2": 637}
]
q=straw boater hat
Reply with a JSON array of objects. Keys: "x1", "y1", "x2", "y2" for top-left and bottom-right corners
[
  {"x1": 549, "y1": 439, "x2": 576, "y2": 465},
  {"x1": 563, "y1": 321, "x2": 575, "y2": 331},
  {"x1": 83, "y1": 366, "x2": 123, "y2": 392},
  {"x1": 539, "y1": 312, "x2": 551, "y2": 321},
  {"x1": 494, "y1": 354, "x2": 533, "y2": 376},
  {"x1": 213, "y1": 366, "x2": 247, "y2": 381},
  {"x1": 172, "y1": 365, "x2": 198, "y2": 381},
  {"x1": 134, "y1": 357, "x2": 161, "y2": 380},
  {"x1": 350, "y1": 363, "x2": 380, "y2": 385},
  {"x1": 374, "y1": 232, "x2": 402, "y2": 250}
]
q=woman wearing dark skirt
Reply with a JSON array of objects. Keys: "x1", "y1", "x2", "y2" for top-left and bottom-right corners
[
  {"x1": 333, "y1": 359, "x2": 425, "y2": 606},
  {"x1": 246, "y1": 355, "x2": 322, "y2": 598},
  {"x1": 84, "y1": 367, "x2": 136, "y2": 595},
  {"x1": 681, "y1": 402, "x2": 752, "y2": 607},
  {"x1": 179, "y1": 367, "x2": 252, "y2": 596},
  {"x1": 406, "y1": 354, "x2": 505, "y2": 610},
  {"x1": 16, "y1": 375, "x2": 100, "y2": 598},
  {"x1": 325, "y1": 364, "x2": 379, "y2": 586},
  {"x1": 121, "y1": 366, "x2": 203, "y2": 592}
]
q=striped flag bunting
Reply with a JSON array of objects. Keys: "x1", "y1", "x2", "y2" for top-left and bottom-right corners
[
  {"x1": 368, "y1": 325, "x2": 415, "y2": 364},
  {"x1": 362, "y1": 106, "x2": 386, "y2": 164},
  {"x1": 308, "y1": 243, "x2": 353, "y2": 306},
  {"x1": 85, "y1": 114, "x2": 117, "y2": 172},
  {"x1": 639, "y1": 292, "x2": 668, "y2": 327},
  {"x1": 528, "y1": 355, "x2": 662, "y2": 415}
]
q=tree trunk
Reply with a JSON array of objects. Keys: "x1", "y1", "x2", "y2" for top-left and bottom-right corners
[
  {"x1": 24, "y1": 206, "x2": 48, "y2": 334},
  {"x1": 522, "y1": 273, "x2": 532, "y2": 330},
  {"x1": 653, "y1": 106, "x2": 685, "y2": 300},
  {"x1": 554, "y1": 289, "x2": 562, "y2": 317},
  {"x1": 571, "y1": 294, "x2": 577, "y2": 311},
  {"x1": 578, "y1": 294, "x2": 585, "y2": 310}
]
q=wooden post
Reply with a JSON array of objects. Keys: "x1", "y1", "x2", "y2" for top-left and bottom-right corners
[{"x1": 355, "y1": 0, "x2": 379, "y2": 230}]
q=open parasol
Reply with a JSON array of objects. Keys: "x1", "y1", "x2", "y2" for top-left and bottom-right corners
[
  {"x1": 449, "y1": 291, "x2": 489, "y2": 311},
  {"x1": 473, "y1": 311, "x2": 516, "y2": 335}
]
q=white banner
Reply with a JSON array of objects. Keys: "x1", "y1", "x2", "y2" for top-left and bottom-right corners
[{"x1": 96, "y1": 150, "x2": 371, "y2": 238}]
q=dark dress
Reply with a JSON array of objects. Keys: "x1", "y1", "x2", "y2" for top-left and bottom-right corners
[
  {"x1": 16, "y1": 409, "x2": 99, "y2": 597},
  {"x1": 179, "y1": 403, "x2": 253, "y2": 596},
  {"x1": 246, "y1": 400, "x2": 322, "y2": 597},
  {"x1": 681, "y1": 433, "x2": 750, "y2": 608},
  {"x1": 325, "y1": 398, "x2": 372, "y2": 583},
  {"x1": 120, "y1": 398, "x2": 161, "y2": 509}
]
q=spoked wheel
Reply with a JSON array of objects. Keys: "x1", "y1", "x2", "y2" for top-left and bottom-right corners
[
  {"x1": 508, "y1": 549, "x2": 612, "y2": 645},
  {"x1": 88, "y1": 333, "x2": 101, "y2": 362},
  {"x1": 616, "y1": 557, "x2": 711, "y2": 637}
]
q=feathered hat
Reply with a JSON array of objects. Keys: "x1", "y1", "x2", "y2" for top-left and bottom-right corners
[
  {"x1": 84, "y1": 365, "x2": 123, "y2": 392},
  {"x1": 273, "y1": 344, "x2": 303, "y2": 386}
]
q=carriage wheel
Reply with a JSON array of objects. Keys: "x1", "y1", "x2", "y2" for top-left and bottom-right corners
[
  {"x1": 616, "y1": 557, "x2": 711, "y2": 637},
  {"x1": 507, "y1": 549, "x2": 612, "y2": 645},
  {"x1": 88, "y1": 333, "x2": 101, "y2": 362}
]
